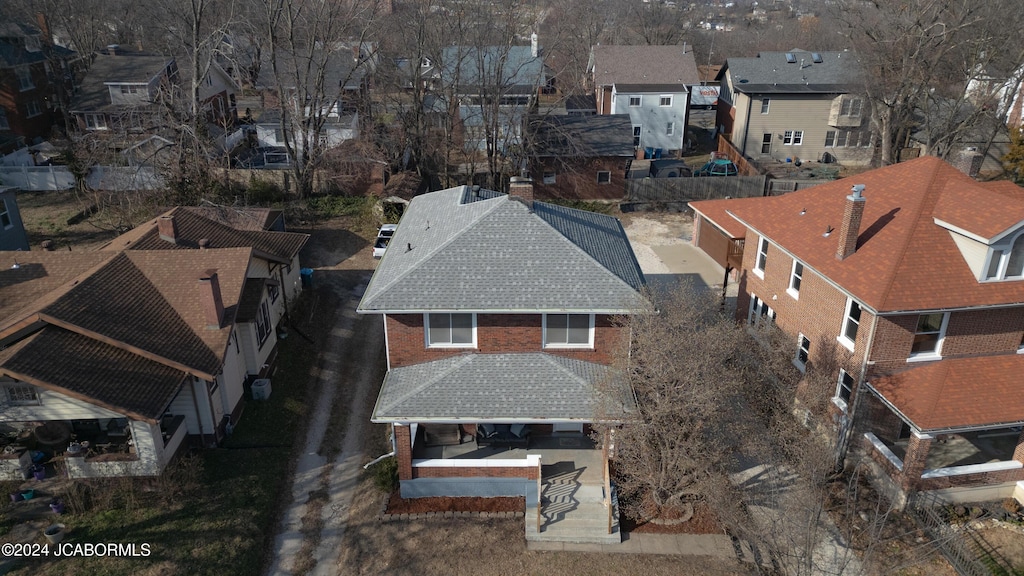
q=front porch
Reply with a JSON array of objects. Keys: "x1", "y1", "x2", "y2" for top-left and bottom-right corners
[{"x1": 398, "y1": 424, "x2": 620, "y2": 544}]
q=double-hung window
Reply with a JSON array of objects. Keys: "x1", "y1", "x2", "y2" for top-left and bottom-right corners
[
  {"x1": 985, "y1": 233, "x2": 1024, "y2": 280},
  {"x1": 426, "y1": 313, "x2": 475, "y2": 347},
  {"x1": 543, "y1": 314, "x2": 594, "y2": 348},
  {"x1": 787, "y1": 260, "x2": 803, "y2": 299},
  {"x1": 760, "y1": 98, "x2": 770, "y2": 114},
  {"x1": 795, "y1": 334, "x2": 811, "y2": 372},
  {"x1": 753, "y1": 236, "x2": 769, "y2": 278},
  {"x1": 16, "y1": 67, "x2": 33, "y2": 91},
  {"x1": 839, "y1": 298, "x2": 861, "y2": 351},
  {"x1": 255, "y1": 300, "x2": 272, "y2": 348},
  {"x1": 666, "y1": 122, "x2": 674, "y2": 135},
  {"x1": 910, "y1": 312, "x2": 947, "y2": 359},
  {"x1": 659, "y1": 95, "x2": 672, "y2": 107},
  {"x1": 834, "y1": 369, "x2": 854, "y2": 410},
  {"x1": 628, "y1": 96, "x2": 641, "y2": 107},
  {"x1": 748, "y1": 294, "x2": 776, "y2": 328}
]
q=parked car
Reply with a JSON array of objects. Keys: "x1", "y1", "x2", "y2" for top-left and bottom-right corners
[
  {"x1": 625, "y1": 159, "x2": 692, "y2": 179},
  {"x1": 373, "y1": 224, "x2": 398, "y2": 258},
  {"x1": 694, "y1": 158, "x2": 739, "y2": 177}
]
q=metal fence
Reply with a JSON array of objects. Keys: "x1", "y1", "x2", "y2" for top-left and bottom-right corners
[{"x1": 906, "y1": 492, "x2": 994, "y2": 576}]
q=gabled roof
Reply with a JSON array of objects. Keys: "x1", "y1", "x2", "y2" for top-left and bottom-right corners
[
  {"x1": 255, "y1": 47, "x2": 365, "y2": 93},
  {"x1": 39, "y1": 249, "x2": 251, "y2": 379},
  {"x1": 371, "y1": 353, "x2": 629, "y2": 422},
  {"x1": 440, "y1": 46, "x2": 545, "y2": 94},
  {"x1": 726, "y1": 156, "x2": 1024, "y2": 312},
  {"x1": 0, "y1": 327, "x2": 186, "y2": 422},
  {"x1": 0, "y1": 247, "x2": 253, "y2": 420},
  {"x1": 70, "y1": 53, "x2": 175, "y2": 112},
  {"x1": 590, "y1": 45, "x2": 700, "y2": 90},
  {"x1": 719, "y1": 50, "x2": 861, "y2": 94},
  {"x1": 358, "y1": 187, "x2": 645, "y2": 313},
  {"x1": 530, "y1": 114, "x2": 634, "y2": 158},
  {"x1": 105, "y1": 207, "x2": 308, "y2": 263},
  {"x1": 180, "y1": 206, "x2": 284, "y2": 231},
  {"x1": 690, "y1": 196, "x2": 761, "y2": 239},
  {"x1": 869, "y1": 354, "x2": 1024, "y2": 431}
]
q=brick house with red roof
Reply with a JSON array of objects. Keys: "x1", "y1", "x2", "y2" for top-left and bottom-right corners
[
  {"x1": 0, "y1": 208, "x2": 307, "y2": 480},
  {"x1": 691, "y1": 156, "x2": 1024, "y2": 506}
]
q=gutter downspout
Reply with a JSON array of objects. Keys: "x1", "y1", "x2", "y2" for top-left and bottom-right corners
[
  {"x1": 740, "y1": 93, "x2": 752, "y2": 157},
  {"x1": 835, "y1": 310, "x2": 878, "y2": 469},
  {"x1": 363, "y1": 427, "x2": 396, "y2": 469}
]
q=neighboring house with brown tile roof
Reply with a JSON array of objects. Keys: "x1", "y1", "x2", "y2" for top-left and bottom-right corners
[
  {"x1": 691, "y1": 156, "x2": 1024, "y2": 507},
  {"x1": 588, "y1": 45, "x2": 701, "y2": 156},
  {"x1": 0, "y1": 210, "x2": 309, "y2": 480}
]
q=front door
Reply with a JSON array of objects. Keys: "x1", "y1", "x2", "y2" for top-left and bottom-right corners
[
  {"x1": 552, "y1": 422, "x2": 584, "y2": 434},
  {"x1": 761, "y1": 133, "x2": 772, "y2": 154}
]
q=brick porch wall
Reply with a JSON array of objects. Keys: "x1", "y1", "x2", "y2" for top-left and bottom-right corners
[
  {"x1": 386, "y1": 313, "x2": 625, "y2": 368},
  {"x1": 412, "y1": 466, "x2": 539, "y2": 480}
]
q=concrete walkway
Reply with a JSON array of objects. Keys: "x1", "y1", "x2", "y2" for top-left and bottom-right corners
[
  {"x1": 268, "y1": 274, "x2": 376, "y2": 576},
  {"x1": 528, "y1": 532, "x2": 761, "y2": 562}
]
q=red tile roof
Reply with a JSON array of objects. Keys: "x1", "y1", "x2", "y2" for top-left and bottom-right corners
[
  {"x1": 690, "y1": 197, "x2": 759, "y2": 239},
  {"x1": 727, "y1": 156, "x2": 1024, "y2": 312},
  {"x1": 870, "y1": 354, "x2": 1024, "y2": 431}
]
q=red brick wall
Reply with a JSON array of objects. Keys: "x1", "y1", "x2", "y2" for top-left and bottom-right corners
[
  {"x1": 867, "y1": 307, "x2": 1024, "y2": 372},
  {"x1": 395, "y1": 424, "x2": 413, "y2": 481},
  {"x1": 385, "y1": 313, "x2": 625, "y2": 368},
  {"x1": 532, "y1": 157, "x2": 627, "y2": 201},
  {"x1": 737, "y1": 232, "x2": 865, "y2": 406}
]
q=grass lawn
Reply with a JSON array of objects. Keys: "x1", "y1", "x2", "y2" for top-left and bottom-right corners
[{"x1": 1, "y1": 291, "x2": 330, "y2": 576}]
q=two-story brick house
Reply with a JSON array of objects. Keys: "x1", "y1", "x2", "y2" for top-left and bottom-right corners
[
  {"x1": 0, "y1": 20, "x2": 75, "y2": 148},
  {"x1": 691, "y1": 156, "x2": 1024, "y2": 506},
  {"x1": 357, "y1": 178, "x2": 645, "y2": 542}
]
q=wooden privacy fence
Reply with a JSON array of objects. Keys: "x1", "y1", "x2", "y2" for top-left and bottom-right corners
[{"x1": 625, "y1": 175, "x2": 767, "y2": 203}]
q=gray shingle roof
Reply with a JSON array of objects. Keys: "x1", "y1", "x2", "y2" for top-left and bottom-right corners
[
  {"x1": 590, "y1": 45, "x2": 701, "y2": 88},
  {"x1": 530, "y1": 114, "x2": 635, "y2": 158},
  {"x1": 371, "y1": 353, "x2": 629, "y2": 422},
  {"x1": 440, "y1": 46, "x2": 545, "y2": 94},
  {"x1": 71, "y1": 53, "x2": 175, "y2": 112},
  {"x1": 358, "y1": 187, "x2": 645, "y2": 313},
  {"x1": 721, "y1": 50, "x2": 862, "y2": 94}
]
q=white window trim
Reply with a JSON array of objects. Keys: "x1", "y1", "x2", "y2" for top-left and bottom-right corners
[
  {"x1": 760, "y1": 97, "x2": 770, "y2": 114},
  {"x1": 792, "y1": 130, "x2": 803, "y2": 145},
  {"x1": 0, "y1": 199, "x2": 11, "y2": 230},
  {"x1": 16, "y1": 67, "x2": 34, "y2": 91},
  {"x1": 907, "y1": 312, "x2": 949, "y2": 362},
  {"x1": 659, "y1": 95, "x2": 673, "y2": 107},
  {"x1": 787, "y1": 259, "x2": 803, "y2": 300},
  {"x1": 747, "y1": 293, "x2": 776, "y2": 328},
  {"x1": 753, "y1": 236, "x2": 768, "y2": 279},
  {"x1": 794, "y1": 334, "x2": 810, "y2": 372},
  {"x1": 837, "y1": 297, "x2": 860, "y2": 352},
  {"x1": 832, "y1": 369, "x2": 854, "y2": 411},
  {"x1": 666, "y1": 122, "x2": 674, "y2": 136},
  {"x1": 628, "y1": 95, "x2": 641, "y2": 107},
  {"x1": 984, "y1": 231, "x2": 1024, "y2": 281},
  {"x1": 542, "y1": 313, "x2": 595, "y2": 349},
  {"x1": 25, "y1": 100, "x2": 42, "y2": 118},
  {"x1": 424, "y1": 313, "x2": 477, "y2": 348}
]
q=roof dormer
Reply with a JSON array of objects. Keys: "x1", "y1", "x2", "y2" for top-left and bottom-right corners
[{"x1": 932, "y1": 178, "x2": 1024, "y2": 283}]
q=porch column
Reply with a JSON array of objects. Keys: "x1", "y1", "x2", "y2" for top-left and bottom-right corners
[
  {"x1": 900, "y1": 431, "x2": 933, "y2": 492},
  {"x1": 394, "y1": 424, "x2": 413, "y2": 481},
  {"x1": 1013, "y1": 428, "x2": 1024, "y2": 463}
]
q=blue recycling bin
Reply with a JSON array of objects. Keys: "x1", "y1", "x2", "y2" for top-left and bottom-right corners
[{"x1": 300, "y1": 268, "x2": 314, "y2": 288}]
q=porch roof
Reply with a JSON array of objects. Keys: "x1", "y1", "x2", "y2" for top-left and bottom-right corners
[
  {"x1": 371, "y1": 353, "x2": 631, "y2": 423},
  {"x1": 869, "y1": 354, "x2": 1024, "y2": 432}
]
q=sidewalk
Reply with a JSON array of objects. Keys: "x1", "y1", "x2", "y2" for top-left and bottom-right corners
[{"x1": 528, "y1": 532, "x2": 764, "y2": 563}]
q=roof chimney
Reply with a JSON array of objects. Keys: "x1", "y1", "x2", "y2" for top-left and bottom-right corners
[
  {"x1": 35, "y1": 13, "x2": 52, "y2": 46},
  {"x1": 509, "y1": 176, "x2": 534, "y2": 207},
  {"x1": 158, "y1": 215, "x2": 178, "y2": 243},
  {"x1": 106, "y1": 44, "x2": 120, "y2": 56},
  {"x1": 198, "y1": 270, "x2": 225, "y2": 329},
  {"x1": 41, "y1": 240, "x2": 55, "y2": 251},
  {"x1": 836, "y1": 184, "x2": 866, "y2": 261},
  {"x1": 953, "y1": 147, "x2": 983, "y2": 179},
  {"x1": 198, "y1": 238, "x2": 211, "y2": 249}
]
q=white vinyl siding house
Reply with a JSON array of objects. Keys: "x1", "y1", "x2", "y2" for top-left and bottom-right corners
[{"x1": 610, "y1": 85, "x2": 689, "y2": 153}]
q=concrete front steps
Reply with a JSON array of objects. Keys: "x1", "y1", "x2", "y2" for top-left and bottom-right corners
[{"x1": 525, "y1": 479, "x2": 621, "y2": 544}]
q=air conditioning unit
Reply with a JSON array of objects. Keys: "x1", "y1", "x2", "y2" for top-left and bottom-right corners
[{"x1": 251, "y1": 378, "x2": 272, "y2": 400}]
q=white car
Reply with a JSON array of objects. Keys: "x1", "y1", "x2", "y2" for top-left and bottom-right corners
[{"x1": 372, "y1": 224, "x2": 398, "y2": 259}]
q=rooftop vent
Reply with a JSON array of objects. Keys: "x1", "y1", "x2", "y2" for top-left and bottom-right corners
[
  {"x1": 812, "y1": 53, "x2": 823, "y2": 63},
  {"x1": 785, "y1": 53, "x2": 796, "y2": 64}
]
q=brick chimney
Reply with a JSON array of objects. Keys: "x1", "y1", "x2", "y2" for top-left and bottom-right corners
[
  {"x1": 836, "y1": 184, "x2": 866, "y2": 261},
  {"x1": 35, "y1": 13, "x2": 52, "y2": 46},
  {"x1": 198, "y1": 270, "x2": 225, "y2": 329},
  {"x1": 158, "y1": 215, "x2": 178, "y2": 243},
  {"x1": 952, "y1": 147, "x2": 983, "y2": 179},
  {"x1": 509, "y1": 176, "x2": 534, "y2": 207}
]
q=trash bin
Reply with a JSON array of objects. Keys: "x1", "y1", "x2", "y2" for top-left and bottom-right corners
[
  {"x1": 252, "y1": 379, "x2": 272, "y2": 401},
  {"x1": 300, "y1": 268, "x2": 314, "y2": 288}
]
